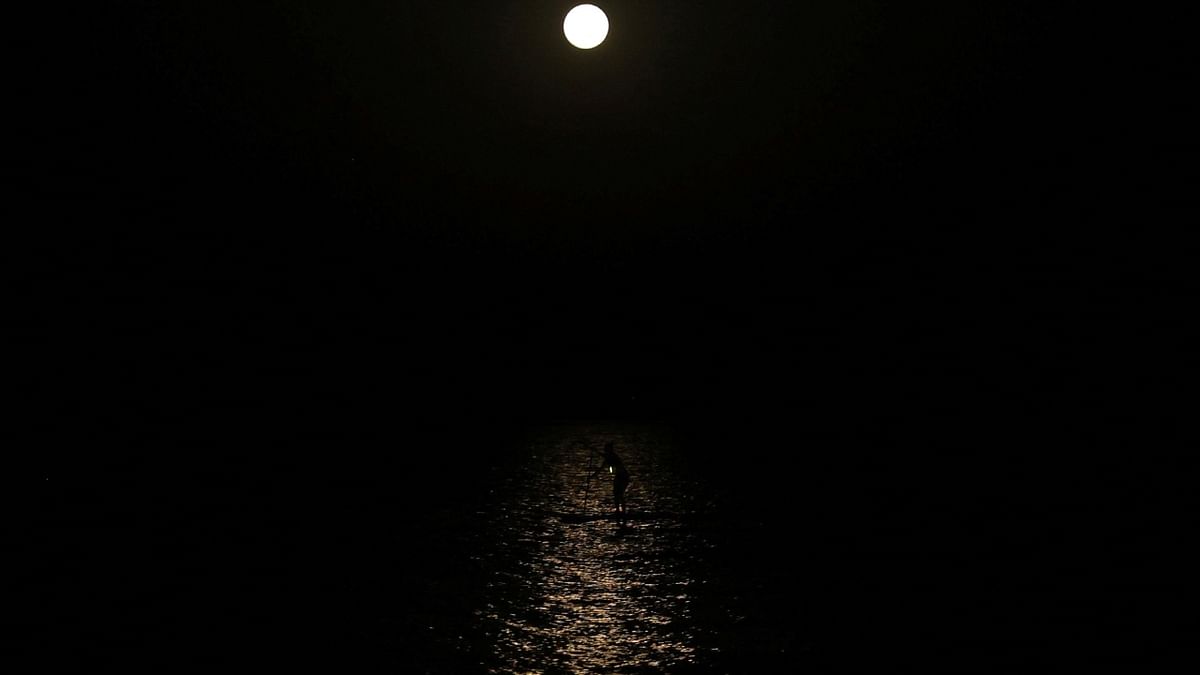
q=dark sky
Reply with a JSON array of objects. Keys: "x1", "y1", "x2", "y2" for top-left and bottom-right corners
[{"x1": 29, "y1": 2, "x2": 1185, "y2": 474}]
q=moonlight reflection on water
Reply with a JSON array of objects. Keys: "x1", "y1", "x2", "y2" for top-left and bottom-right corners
[{"x1": 475, "y1": 425, "x2": 717, "y2": 673}]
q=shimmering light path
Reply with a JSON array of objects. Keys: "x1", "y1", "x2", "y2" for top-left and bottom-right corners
[{"x1": 473, "y1": 425, "x2": 718, "y2": 673}]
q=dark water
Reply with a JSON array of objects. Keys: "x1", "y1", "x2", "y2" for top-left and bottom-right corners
[
  {"x1": 36, "y1": 422, "x2": 811, "y2": 673},
  {"x1": 371, "y1": 422, "x2": 808, "y2": 673},
  {"x1": 35, "y1": 421, "x2": 1172, "y2": 672}
]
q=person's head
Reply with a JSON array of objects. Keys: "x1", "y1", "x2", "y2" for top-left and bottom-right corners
[{"x1": 603, "y1": 441, "x2": 614, "y2": 454}]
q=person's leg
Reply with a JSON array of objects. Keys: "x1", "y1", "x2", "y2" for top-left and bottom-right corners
[{"x1": 614, "y1": 477, "x2": 628, "y2": 512}]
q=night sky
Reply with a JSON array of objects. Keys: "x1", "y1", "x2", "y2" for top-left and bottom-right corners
[
  {"x1": 29, "y1": 1, "x2": 1187, "y2": 668},
  {"x1": 34, "y1": 2, "x2": 1178, "y2": 456}
]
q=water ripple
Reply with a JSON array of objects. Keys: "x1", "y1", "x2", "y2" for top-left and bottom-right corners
[{"x1": 474, "y1": 424, "x2": 715, "y2": 673}]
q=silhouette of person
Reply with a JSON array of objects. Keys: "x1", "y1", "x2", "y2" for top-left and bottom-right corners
[{"x1": 592, "y1": 441, "x2": 630, "y2": 514}]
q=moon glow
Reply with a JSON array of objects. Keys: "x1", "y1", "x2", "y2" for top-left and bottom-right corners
[{"x1": 563, "y1": 5, "x2": 609, "y2": 50}]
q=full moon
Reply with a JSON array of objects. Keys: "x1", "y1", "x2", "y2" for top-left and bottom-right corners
[{"x1": 563, "y1": 4, "x2": 609, "y2": 50}]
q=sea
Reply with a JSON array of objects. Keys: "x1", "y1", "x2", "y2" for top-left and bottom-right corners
[{"x1": 34, "y1": 420, "x2": 1163, "y2": 672}]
